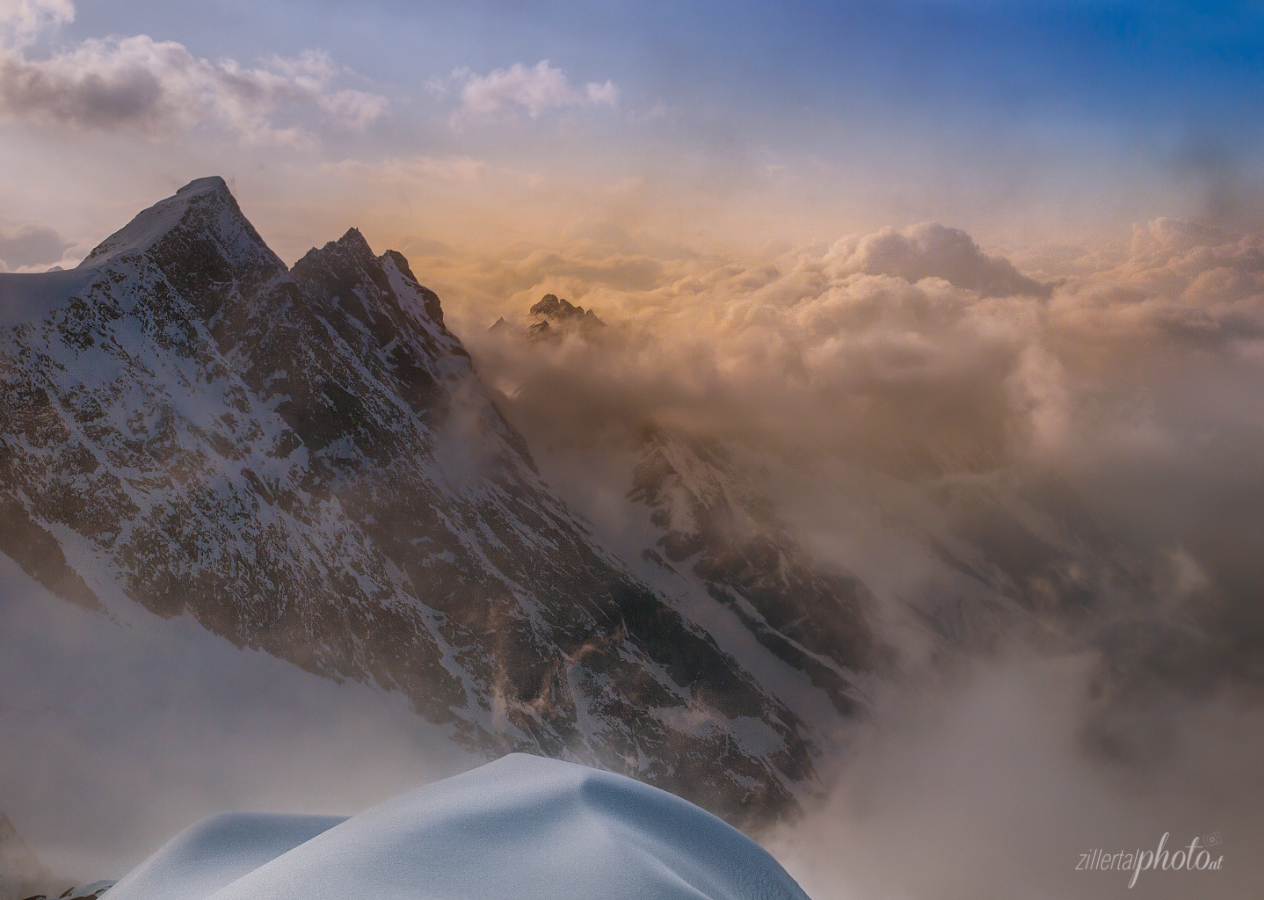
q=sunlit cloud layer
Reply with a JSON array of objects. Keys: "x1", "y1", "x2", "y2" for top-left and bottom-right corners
[
  {"x1": 440, "y1": 209, "x2": 1264, "y2": 899},
  {"x1": 455, "y1": 213, "x2": 1264, "y2": 472},
  {"x1": 446, "y1": 209, "x2": 1263, "y2": 699}
]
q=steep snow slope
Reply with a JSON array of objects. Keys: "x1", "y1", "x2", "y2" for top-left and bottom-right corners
[
  {"x1": 0, "y1": 178, "x2": 815, "y2": 826},
  {"x1": 106, "y1": 755, "x2": 811, "y2": 900}
]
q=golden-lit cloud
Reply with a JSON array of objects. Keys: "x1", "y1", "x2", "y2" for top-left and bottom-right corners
[
  {"x1": 409, "y1": 215, "x2": 1261, "y2": 696},
  {"x1": 439, "y1": 213, "x2": 1261, "y2": 468}
]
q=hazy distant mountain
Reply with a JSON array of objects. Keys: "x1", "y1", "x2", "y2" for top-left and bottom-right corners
[{"x1": 0, "y1": 178, "x2": 815, "y2": 827}]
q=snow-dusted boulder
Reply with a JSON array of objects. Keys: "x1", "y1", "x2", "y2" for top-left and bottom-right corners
[{"x1": 105, "y1": 754, "x2": 811, "y2": 900}]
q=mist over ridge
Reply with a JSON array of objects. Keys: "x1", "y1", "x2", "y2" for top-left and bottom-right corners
[
  {"x1": 4, "y1": 172, "x2": 1262, "y2": 888},
  {"x1": 451, "y1": 213, "x2": 1264, "y2": 898}
]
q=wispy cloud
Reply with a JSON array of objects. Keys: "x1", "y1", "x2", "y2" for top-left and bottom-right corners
[
  {"x1": 317, "y1": 89, "x2": 389, "y2": 131},
  {"x1": 0, "y1": 0, "x2": 71, "y2": 45},
  {"x1": 452, "y1": 60, "x2": 617, "y2": 121}
]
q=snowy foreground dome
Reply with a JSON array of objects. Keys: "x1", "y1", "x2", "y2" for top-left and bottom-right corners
[{"x1": 105, "y1": 754, "x2": 811, "y2": 900}]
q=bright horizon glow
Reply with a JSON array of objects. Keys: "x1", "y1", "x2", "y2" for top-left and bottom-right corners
[{"x1": 1, "y1": 0, "x2": 1261, "y2": 292}]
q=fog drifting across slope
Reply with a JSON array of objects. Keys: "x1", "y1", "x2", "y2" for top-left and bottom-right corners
[
  {"x1": 452, "y1": 216, "x2": 1264, "y2": 682},
  {"x1": 3, "y1": 210, "x2": 1262, "y2": 896},
  {"x1": 443, "y1": 216, "x2": 1264, "y2": 897},
  {"x1": 766, "y1": 653, "x2": 1264, "y2": 900},
  {"x1": 0, "y1": 555, "x2": 476, "y2": 884}
]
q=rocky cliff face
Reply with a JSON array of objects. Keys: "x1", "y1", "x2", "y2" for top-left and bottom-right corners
[
  {"x1": 628, "y1": 429, "x2": 879, "y2": 717},
  {"x1": 0, "y1": 178, "x2": 813, "y2": 827}
]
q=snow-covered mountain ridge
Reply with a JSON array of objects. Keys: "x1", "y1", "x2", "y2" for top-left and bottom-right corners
[
  {"x1": 0, "y1": 178, "x2": 812, "y2": 827},
  {"x1": 103, "y1": 755, "x2": 811, "y2": 900}
]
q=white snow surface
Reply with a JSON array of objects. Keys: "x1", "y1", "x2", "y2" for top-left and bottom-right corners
[
  {"x1": 77, "y1": 177, "x2": 260, "y2": 269},
  {"x1": 105, "y1": 755, "x2": 811, "y2": 900},
  {"x1": 0, "y1": 267, "x2": 96, "y2": 326},
  {"x1": 103, "y1": 815, "x2": 345, "y2": 900}
]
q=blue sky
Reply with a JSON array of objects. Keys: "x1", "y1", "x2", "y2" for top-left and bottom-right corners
[
  {"x1": 62, "y1": 0, "x2": 1262, "y2": 136},
  {"x1": 2, "y1": 0, "x2": 1263, "y2": 267}
]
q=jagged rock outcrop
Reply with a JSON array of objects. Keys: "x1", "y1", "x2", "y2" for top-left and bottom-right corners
[
  {"x1": 490, "y1": 294, "x2": 606, "y2": 344},
  {"x1": 528, "y1": 293, "x2": 605, "y2": 329},
  {"x1": 0, "y1": 178, "x2": 812, "y2": 827}
]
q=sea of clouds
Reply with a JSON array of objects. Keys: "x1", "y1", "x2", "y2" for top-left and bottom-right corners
[
  {"x1": 443, "y1": 215, "x2": 1264, "y2": 898},
  {"x1": 2, "y1": 181, "x2": 1262, "y2": 897}
]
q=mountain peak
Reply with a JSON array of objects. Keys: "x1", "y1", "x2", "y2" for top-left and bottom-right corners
[
  {"x1": 1, "y1": 181, "x2": 817, "y2": 830},
  {"x1": 326, "y1": 227, "x2": 379, "y2": 268},
  {"x1": 175, "y1": 175, "x2": 231, "y2": 198},
  {"x1": 499, "y1": 293, "x2": 607, "y2": 345},
  {"x1": 78, "y1": 176, "x2": 281, "y2": 275},
  {"x1": 295, "y1": 227, "x2": 379, "y2": 275},
  {"x1": 336, "y1": 226, "x2": 372, "y2": 251}
]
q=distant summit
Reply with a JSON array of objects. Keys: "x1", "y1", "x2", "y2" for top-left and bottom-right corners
[
  {"x1": 491, "y1": 293, "x2": 607, "y2": 344},
  {"x1": 529, "y1": 293, "x2": 604, "y2": 326}
]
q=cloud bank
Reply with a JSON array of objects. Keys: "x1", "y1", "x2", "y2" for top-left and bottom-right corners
[
  {"x1": 0, "y1": 1, "x2": 387, "y2": 143},
  {"x1": 454, "y1": 215, "x2": 1262, "y2": 472},
  {"x1": 438, "y1": 216, "x2": 1263, "y2": 899},
  {"x1": 767, "y1": 653, "x2": 1264, "y2": 900},
  {"x1": 0, "y1": 222, "x2": 68, "y2": 269},
  {"x1": 449, "y1": 212, "x2": 1264, "y2": 706}
]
